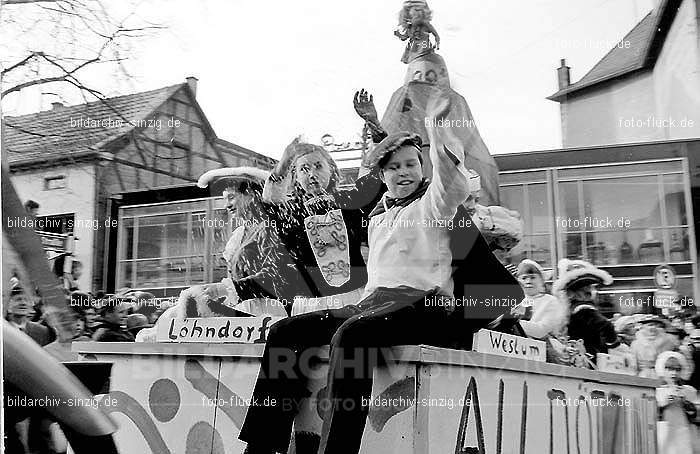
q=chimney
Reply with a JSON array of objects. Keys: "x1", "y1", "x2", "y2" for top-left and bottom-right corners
[
  {"x1": 557, "y1": 59, "x2": 571, "y2": 90},
  {"x1": 186, "y1": 76, "x2": 198, "y2": 97},
  {"x1": 51, "y1": 102, "x2": 64, "y2": 110}
]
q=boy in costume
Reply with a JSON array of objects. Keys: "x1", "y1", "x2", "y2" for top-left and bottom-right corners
[{"x1": 239, "y1": 92, "x2": 523, "y2": 454}]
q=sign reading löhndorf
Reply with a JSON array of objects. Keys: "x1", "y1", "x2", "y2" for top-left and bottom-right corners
[
  {"x1": 157, "y1": 316, "x2": 283, "y2": 343},
  {"x1": 472, "y1": 329, "x2": 546, "y2": 362}
]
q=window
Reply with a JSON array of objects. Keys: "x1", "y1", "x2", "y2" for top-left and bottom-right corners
[
  {"x1": 117, "y1": 198, "x2": 232, "y2": 290},
  {"x1": 44, "y1": 175, "x2": 66, "y2": 190},
  {"x1": 555, "y1": 161, "x2": 688, "y2": 265},
  {"x1": 501, "y1": 179, "x2": 554, "y2": 267}
]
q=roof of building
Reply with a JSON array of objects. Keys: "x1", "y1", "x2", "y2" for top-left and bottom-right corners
[
  {"x1": 3, "y1": 82, "x2": 276, "y2": 169},
  {"x1": 4, "y1": 84, "x2": 186, "y2": 166},
  {"x1": 548, "y1": 0, "x2": 683, "y2": 101},
  {"x1": 215, "y1": 138, "x2": 276, "y2": 167}
]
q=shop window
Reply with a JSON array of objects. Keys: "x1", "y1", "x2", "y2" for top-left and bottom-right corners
[
  {"x1": 117, "y1": 198, "x2": 231, "y2": 290},
  {"x1": 663, "y1": 174, "x2": 687, "y2": 226},
  {"x1": 581, "y1": 176, "x2": 662, "y2": 229}
]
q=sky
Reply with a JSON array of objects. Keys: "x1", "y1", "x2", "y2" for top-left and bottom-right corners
[{"x1": 2, "y1": 0, "x2": 658, "y2": 159}]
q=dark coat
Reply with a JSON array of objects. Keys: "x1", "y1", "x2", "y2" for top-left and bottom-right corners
[
  {"x1": 93, "y1": 322, "x2": 134, "y2": 342},
  {"x1": 567, "y1": 305, "x2": 619, "y2": 361}
]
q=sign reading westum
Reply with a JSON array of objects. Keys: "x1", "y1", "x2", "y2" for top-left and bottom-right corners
[
  {"x1": 157, "y1": 317, "x2": 284, "y2": 343},
  {"x1": 472, "y1": 329, "x2": 546, "y2": 362}
]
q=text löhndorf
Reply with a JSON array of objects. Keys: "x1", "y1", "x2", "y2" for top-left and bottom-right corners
[
  {"x1": 157, "y1": 317, "x2": 283, "y2": 343},
  {"x1": 472, "y1": 329, "x2": 545, "y2": 362}
]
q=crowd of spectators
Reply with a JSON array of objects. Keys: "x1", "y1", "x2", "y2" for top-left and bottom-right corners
[{"x1": 511, "y1": 257, "x2": 699, "y2": 453}]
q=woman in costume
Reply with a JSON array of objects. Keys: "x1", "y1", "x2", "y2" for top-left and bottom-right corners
[
  {"x1": 197, "y1": 167, "x2": 300, "y2": 316},
  {"x1": 631, "y1": 315, "x2": 675, "y2": 378}
]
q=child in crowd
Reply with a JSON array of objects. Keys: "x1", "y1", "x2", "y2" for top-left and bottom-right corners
[
  {"x1": 655, "y1": 351, "x2": 699, "y2": 454},
  {"x1": 514, "y1": 259, "x2": 566, "y2": 339},
  {"x1": 93, "y1": 298, "x2": 133, "y2": 342}
]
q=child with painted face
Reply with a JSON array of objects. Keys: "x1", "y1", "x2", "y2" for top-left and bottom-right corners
[
  {"x1": 655, "y1": 351, "x2": 699, "y2": 454},
  {"x1": 512, "y1": 259, "x2": 566, "y2": 339}
]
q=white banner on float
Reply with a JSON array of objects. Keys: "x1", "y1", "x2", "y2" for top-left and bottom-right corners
[
  {"x1": 156, "y1": 316, "x2": 283, "y2": 343},
  {"x1": 472, "y1": 329, "x2": 546, "y2": 362}
]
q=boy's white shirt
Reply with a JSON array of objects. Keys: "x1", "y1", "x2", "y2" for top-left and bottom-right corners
[
  {"x1": 518, "y1": 293, "x2": 567, "y2": 339},
  {"x1": 364, "y1": 132, "x2": 470, "y2": 298}
]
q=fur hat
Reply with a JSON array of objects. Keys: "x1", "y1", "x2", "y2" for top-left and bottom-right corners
[
  {"x1": 655, "y1": 350, "x2": 691, "y2": 381},
  {"x1": 197, "y1": 167, "x2": 270, "y2": 192},
  {"x1": 552, "y1": 259, "x2": 613, "y2": 295}
]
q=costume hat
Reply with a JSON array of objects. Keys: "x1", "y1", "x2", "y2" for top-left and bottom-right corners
[
  {"x1": 552, "y1": 259, "x2": 612, "y2": 294},
  {"x1": 197, "y1": 167, "x2": 270, "y2": 191}
]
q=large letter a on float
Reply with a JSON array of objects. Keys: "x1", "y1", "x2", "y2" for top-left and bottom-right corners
[{"x1": 454, "y1": 376, "x2": 485, "y2": 454}]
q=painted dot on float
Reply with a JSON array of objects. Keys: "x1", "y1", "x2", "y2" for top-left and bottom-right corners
[
  {"x1": 148, "y1": 378, "x2": 180, "y2": 422},
  {"x1": 186, "y1": 421, "x2": 224, "y2": 454}
]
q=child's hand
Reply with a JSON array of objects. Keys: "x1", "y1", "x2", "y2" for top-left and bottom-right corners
[
  {"x1": 276, "y1": 136, "x2": 302, "y2": 176},
  {"x1": 353, "y1": 89, "x2": 379, "y2": 124}
]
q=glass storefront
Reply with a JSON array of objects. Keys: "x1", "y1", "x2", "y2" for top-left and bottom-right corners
[
  {"x1": 499, "y1": 158, "x2": 697, "y2": 312},
  {"x1": 116, "y1": 198, "x2": 231, "y2": 292}
]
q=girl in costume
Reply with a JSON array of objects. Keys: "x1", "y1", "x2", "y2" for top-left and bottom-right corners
[
  {"x1": 554, "y1": 259, "x2": 621, "y2": 365},
  {"x1": 261, "y1": 135, "x2": 384, "y2": 315},
  {"x1": 514, "y1": 259, "x2": 567, "y2": 339},
  {"x1": 655, "y1": 351, "x2": 699, "y2": 454}
]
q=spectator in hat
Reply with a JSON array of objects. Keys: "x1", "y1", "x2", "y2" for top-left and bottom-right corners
[
  {"x1": 655, "y1": 351, "x2": 699, "y2": 454},
  {"x1": 553, "y1": 259, "x2": 620, "y2": 364},
  {"x1": 513, "y1": 259, "x2": 566, "y2": 339},
  {"x1": 631, "y1": 315, "x2": 674, "y2": 379}
]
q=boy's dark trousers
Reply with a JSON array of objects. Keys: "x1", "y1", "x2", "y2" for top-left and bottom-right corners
[{"x1": 238, "y1": 287, "x2": 455, "y2": 454}]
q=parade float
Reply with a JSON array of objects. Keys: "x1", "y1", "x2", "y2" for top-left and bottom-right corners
[{"x1": 67, "y1": 1, "x2": 660, "y2": 453}]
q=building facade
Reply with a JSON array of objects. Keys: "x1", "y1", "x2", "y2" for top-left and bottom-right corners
[
  {"x1": 3, "y1": 78, "x2": 275, "y2": 295},
  {"x1": 549, "y1": 0, "x2": 700, "y2": 148},
  {"x1": 495, "y1": 140, "x2": 699, "y2": 314}
]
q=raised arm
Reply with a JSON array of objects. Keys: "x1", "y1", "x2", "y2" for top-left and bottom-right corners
[
  {"x1": 263, "y1": 137, "x2": 300, "y2": 204},
  {"x1": 424, "y1": 92, "x2": 470, "y2": 220}
]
